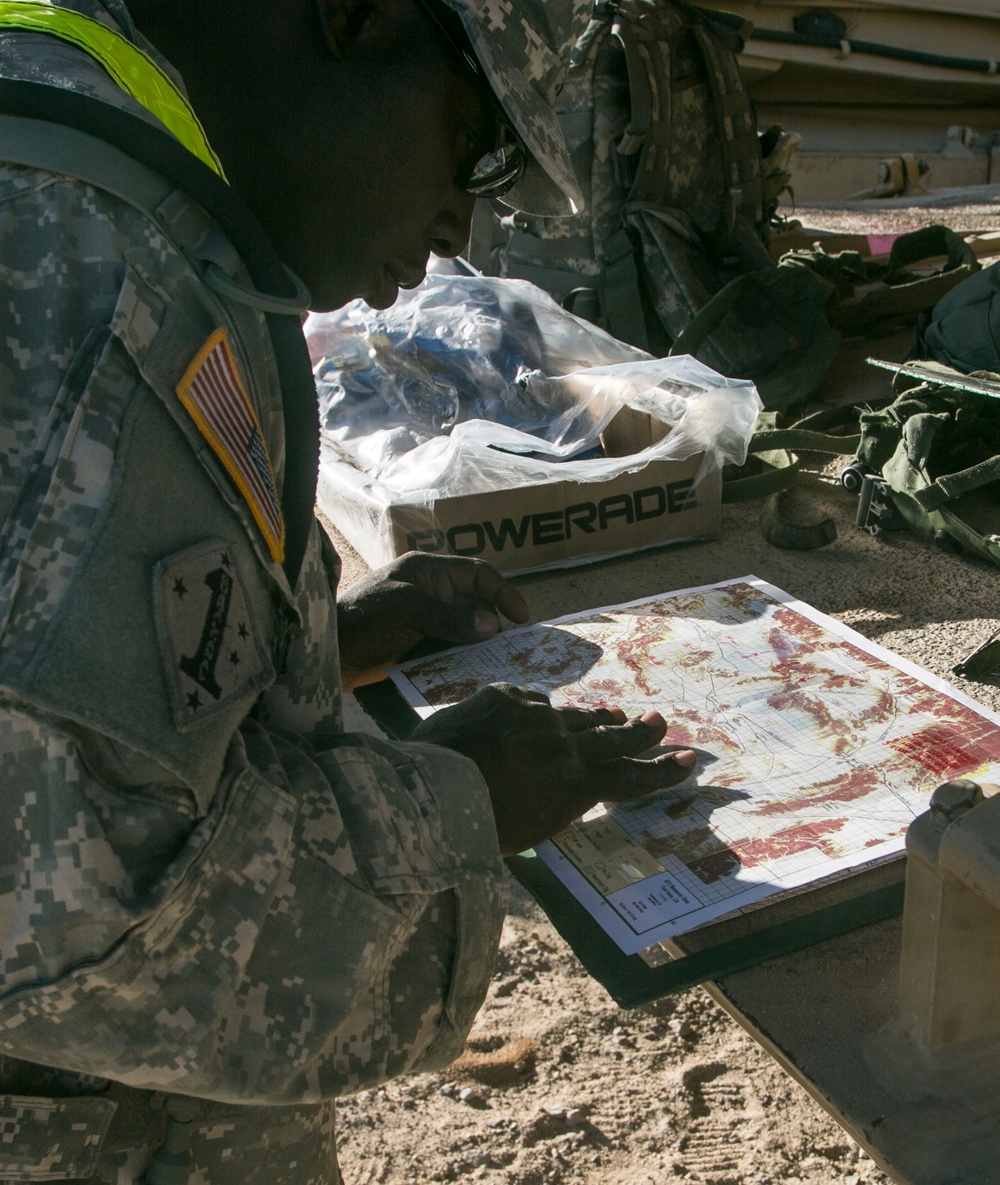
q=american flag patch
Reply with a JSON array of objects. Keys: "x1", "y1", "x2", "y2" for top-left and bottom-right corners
[{"x1": 176, "y1": 329, "x2": 284, "y2": 562}]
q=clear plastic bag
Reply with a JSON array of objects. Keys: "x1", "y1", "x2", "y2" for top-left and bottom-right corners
[
  {"x1": 306, "y1": 273, "x2": 760, "y2": 501},
  {"x1": 308, "y1": 273, "x2": 651, "y2": 471}
]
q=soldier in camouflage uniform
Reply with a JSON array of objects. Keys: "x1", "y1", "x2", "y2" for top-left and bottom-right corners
[{"x1": 0, "y1": 1, "x2": 698, "y2": 1181}]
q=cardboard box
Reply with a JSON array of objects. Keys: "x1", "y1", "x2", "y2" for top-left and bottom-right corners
[{"x1": 317, "y1": 403, "x2": 721, "y2": 576}]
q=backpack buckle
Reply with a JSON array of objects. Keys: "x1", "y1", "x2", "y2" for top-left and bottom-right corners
[{"x1": 855, "y1": 474, "x2": 907, "y2": 535}]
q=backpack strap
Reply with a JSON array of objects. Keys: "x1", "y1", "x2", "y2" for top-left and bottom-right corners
[
  {"x1": 912, "y1": 454, "x2": 1000, "y2": 512},
  {"x1": 721, "y1": 426, "x2": 857, "y2": 503},
  {"x1": 667, "y1": 270, "x2": 756, "y2": 358},
  {"x1": 613, "y1": 4, "x2": 672, "y2": 206},
  {"x1": 0, "y1": 111, "x2": 309, "y2": 317},
  {"x1": 608, "y1": 12, "x2": 653, "y2": 186},
  {"x1": 722, "y1": 447, "x2": 797, "y2": 503},
  {"x1": 750, "y1": 427, "x2": 861, "y2": 455},
  {"x1": 601, "y1": 227, "x2": 649, "y2": 349},
  {"x1": 0, "y1": 110, "x2": 175, "y2": 222},
  {"x1": 688, "y1": 25, "x2": 767, "y2": 236},
  {"x1": 669, "y1": 0, "x2": 754, "y2": 53}
]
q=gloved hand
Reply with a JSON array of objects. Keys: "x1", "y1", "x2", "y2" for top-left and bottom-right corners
[
  {"x1": 337, "y1": 552, "x2": 529, "y2": 690},
  {"x1": 410, "y1": 683, "x2": 697, "y2": 855}
]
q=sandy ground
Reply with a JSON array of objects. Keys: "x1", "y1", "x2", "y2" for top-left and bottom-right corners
[
  {"x1": 326, "y1": 192, "x2": 1000, "y2": 1184},
  {"x1": 795, "y1": 194, "x2": 1000, "y2": 237},
  {"x1": 334, "y1": 871, "x2": 892, "y2": 1185}
]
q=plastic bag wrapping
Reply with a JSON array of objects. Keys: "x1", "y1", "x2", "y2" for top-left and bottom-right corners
[
  {"x1": 307, "y1": 274, "x2": 760, "y2": 486},
  {"x1": 307, "y1": 274, "x2": 653, "y2": 474},
  {"x1": 309, "y1": 275, "x2": 761, "y2": 568}
]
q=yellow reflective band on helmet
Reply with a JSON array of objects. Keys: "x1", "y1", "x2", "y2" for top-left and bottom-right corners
[{"x1": 0, "y1": 0, "x2": 227, "y2": 180}]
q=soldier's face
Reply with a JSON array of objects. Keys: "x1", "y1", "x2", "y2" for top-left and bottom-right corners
[
  {"x1": 328, "y1": 66, "x2": 488, "y2": 312},
  {"x1": 245, "y1": 0, "x2": 496, "y2": 312}
]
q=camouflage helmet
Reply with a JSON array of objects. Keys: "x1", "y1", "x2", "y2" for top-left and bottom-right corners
[{"x1": 444, "y1": 0, "x2": 589, "y2": 217}]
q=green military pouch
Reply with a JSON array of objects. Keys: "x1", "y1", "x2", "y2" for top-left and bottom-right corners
[
  {"x1": 781, "y1": 224, "x2": 980, "y2": 338},
  {"x1": 851, "y1": 360, "x2": 1000, "y2": 565}
]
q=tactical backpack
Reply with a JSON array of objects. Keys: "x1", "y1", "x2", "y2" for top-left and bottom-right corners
[
  {"x1": 839, "y1": 262, "x2": 1000, "y2": 564},
  {"x1": 472, "y1": 0, "x2": 840, "y2": 415}
]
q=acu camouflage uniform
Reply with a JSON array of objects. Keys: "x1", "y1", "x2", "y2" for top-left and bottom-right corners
[{"x1": 0, "y1": 2, "x2": 506, "y2": 1181}]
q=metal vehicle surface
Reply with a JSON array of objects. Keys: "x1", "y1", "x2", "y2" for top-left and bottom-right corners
[{"x1": 720, "y1": 0, "x2": 1000, "y2": 200}]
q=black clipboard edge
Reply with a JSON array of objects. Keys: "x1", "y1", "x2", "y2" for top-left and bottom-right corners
[{"x1": 506, "y1": 850, "x2": 904, "y2": 1008}]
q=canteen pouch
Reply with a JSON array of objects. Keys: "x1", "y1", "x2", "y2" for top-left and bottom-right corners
[{"x1": 0, "y1": 1093, "x2": 116, "y2": 1181}]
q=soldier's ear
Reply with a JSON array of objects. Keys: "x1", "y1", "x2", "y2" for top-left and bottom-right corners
[{"x1": 317, "y1": 0, "x2": 379, "y2": 58}]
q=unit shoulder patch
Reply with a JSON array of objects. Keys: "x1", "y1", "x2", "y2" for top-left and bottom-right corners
[
  {"x1": 176, "y1": 328, "x2": 285, "y2": 562},
  {"x1": 154, "y1": 539, "x2": 274, "y2": 732}
]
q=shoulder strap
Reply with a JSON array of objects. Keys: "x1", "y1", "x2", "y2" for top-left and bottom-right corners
[
  {"x1": 0, "y1": 109, "x2": 176, "y2": 218},
  {"x1": 608, "y1": 10, "x2": 653, "y2": 186},
  {"x1": 601, "y1": 226, "x2": 648, "y2": 348},
  {"x1": 668, "y1": 270, "x2": 758, "y2": 359},
  {"x1": 0, "y1": 0, "x2": 226, "y2": 177},
  {"x1": 667, "y1": 0, "x2": 754, "y2": 53},
  {"x1": 0, "y1": 80, "x2": 317, "y2": 587},
  {"x1": 610, "y1": 1, "x2": 671, "y2": 205},
  {"x1": 912, "y1": 454, "x2": 1000, "y2": 512}
]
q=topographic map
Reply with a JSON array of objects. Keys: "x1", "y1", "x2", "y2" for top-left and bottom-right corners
[{"x1": 391, "y1": 577, "x2": 1000, "y2": 954}]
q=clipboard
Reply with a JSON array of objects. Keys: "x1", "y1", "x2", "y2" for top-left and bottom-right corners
[{"x1": 355, "y1": 677, "x2": 905, "y2": 1008}]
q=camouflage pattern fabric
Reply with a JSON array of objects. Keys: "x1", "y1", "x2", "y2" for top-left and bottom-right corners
[
  {"x1": 448, "y1": 0, "x2": 591, "y2": 216},
  {"x1": 0, "y1": 4, "x2": 506, "y2": 1182},
  {"x1": 489, "y1": 0, "x2": 842, "y2": 413},
  {"x1": 497, "y1": 10, "x2": 632, "y2": 282},
  {"x1": 496, "y1": 0, "x2": 768, "y2": 338}
]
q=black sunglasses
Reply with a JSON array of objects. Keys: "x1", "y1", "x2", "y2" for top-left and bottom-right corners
[{"x1": 410, "y1": 0, "x2": 526, "y2": 199}]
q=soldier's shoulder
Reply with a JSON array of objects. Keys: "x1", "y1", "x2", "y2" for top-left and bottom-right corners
[{"x1": 0, "y1": 160, "x2": 140, "y2": 230}]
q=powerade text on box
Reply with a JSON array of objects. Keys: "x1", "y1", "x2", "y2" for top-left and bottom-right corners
[
  {"x1": 406, "y1": 476, "x2": 699, "y2": 559},
  {"x1": 318, "y1": 402, "x2": 722, "y2": 576}
]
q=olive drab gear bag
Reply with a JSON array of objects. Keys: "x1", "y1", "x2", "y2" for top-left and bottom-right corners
[
  {"x1": 473, "y1": 0, "x2": 840, "y2": 415},
  {"x1": 848, "y1": 360, "x2": 1000, "y2": 566},
  {"x1": 783, "y1": 225, "x2": 980, "y2": 339}
]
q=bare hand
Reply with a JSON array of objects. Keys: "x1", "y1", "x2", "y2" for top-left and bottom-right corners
[
  {"x1": 337, "y1": 553, "x2": 530, "y2": 691},
  {"x1": 410, "y1": 683, "x2": 697, "y2": 855}
]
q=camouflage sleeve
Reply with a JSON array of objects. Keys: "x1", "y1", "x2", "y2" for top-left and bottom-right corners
[
  {"x1": 0, "y1": 706, "x2": 505, "y2": 1101},
  {"x1": 0, "y1": 168, "x2": 506, "y2": 1104}
]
